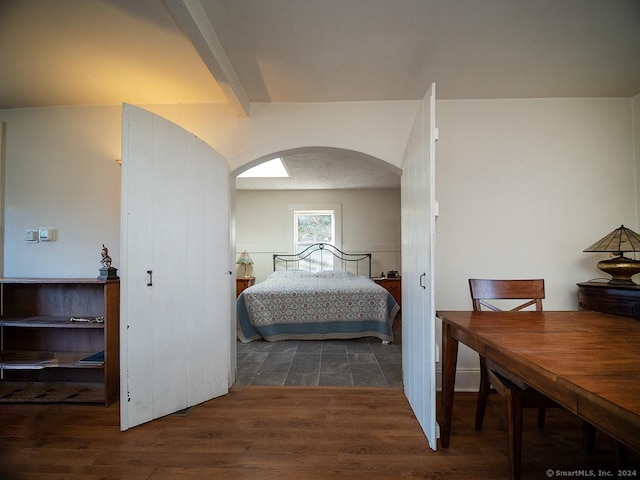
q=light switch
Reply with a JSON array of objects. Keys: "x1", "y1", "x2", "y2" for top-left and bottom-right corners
[
  {"x1": 38, "y1": 228, "x2": 55, "y2": 241},
  {"x1": 25, "y1": 230, "x2": 39, "y2": 242}
]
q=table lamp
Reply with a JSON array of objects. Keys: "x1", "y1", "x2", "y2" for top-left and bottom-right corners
[
  {"x1": 583, "y1": 225, "x2": 640, "y2": 284},
  {"x1": 236, "y1": 251, "x2": 254, "y2": 278}
]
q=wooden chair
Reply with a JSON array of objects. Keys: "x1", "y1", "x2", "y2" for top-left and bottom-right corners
[{"x1": 469, "y1": 278, "x2": 560, "y2": 480}]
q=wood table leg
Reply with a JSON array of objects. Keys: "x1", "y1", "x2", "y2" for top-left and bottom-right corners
[{"x1": 440, "y1": 321, "x2": 459, "y2": 448}]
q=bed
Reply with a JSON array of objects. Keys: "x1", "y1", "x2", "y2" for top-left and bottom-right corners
[{"x1": 236, "y1": 243, "x2": 399, "y2": 343}]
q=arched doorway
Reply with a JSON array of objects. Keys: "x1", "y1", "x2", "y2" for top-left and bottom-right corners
[{"x1": 232, "y1": 147, "x2": 402, "y2": 387}]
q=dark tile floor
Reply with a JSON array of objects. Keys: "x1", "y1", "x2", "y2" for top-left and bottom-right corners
[{"x1": 236, "y1": 315, "x2": 402, "y2": 387}]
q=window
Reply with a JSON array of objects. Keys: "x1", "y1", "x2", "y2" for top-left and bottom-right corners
[
  {"x1": 295, "y1": 211, "x2": 334, "y2": 245},
  {"x1": 289, "y1": 205, "x2": 342, "y2": 271}
]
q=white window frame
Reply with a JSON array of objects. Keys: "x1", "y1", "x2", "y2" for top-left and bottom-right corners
[{"x1": 288, "y1": 204, "x2": 342, "y2": 270}]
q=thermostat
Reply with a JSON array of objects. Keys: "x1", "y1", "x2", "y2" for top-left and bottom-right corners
[{"x1": 38, "y1": 228, "x2": 55, "y2": 241}]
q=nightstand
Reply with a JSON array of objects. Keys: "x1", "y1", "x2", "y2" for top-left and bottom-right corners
[
  {"x1": 236, "y1": 276, "x2": 255, "y2": 297},
  {"x1": 373, "y1": 277, "x2": 401, "y2": 309}
]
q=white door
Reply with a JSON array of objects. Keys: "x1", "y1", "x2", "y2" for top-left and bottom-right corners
[
  {"x1": 120, "y1": 104, "x2": 230, "y2": 430},
  {"x1": 401, "y1": 83, "x2": 437, "y2": 449}
]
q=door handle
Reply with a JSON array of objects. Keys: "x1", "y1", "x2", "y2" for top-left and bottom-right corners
[
  {"x1": 419, "y1": 273, "x2": 426, "y2": 289},
  {"x1": 147, "y1": 270, "x2": 153, "y2": 286}
]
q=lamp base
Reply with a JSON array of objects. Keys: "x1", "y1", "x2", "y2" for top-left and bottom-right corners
[{"x1": 597, "y1": 256, "x2": 640, "y2": 285}]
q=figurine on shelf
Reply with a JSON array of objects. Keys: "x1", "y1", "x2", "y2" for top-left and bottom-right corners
[
  {"x1": 98, "y1": 244, "x2": 119, "y2": 280},
  {"x1": 101, "y1": 244, "x2": 112, "y2": 268}
]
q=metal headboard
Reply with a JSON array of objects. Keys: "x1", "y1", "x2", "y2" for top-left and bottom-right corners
[{"x1": 273, "y1": 243, "x2": 372, "y2": 278}]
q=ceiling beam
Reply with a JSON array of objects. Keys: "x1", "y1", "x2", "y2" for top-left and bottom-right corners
[{"x1": 163, "y1": 0, "x2": 250, "y2": 117}]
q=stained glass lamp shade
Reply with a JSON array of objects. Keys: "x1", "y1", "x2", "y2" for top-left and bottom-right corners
[
  {"x1": 583, "y1": 225, "x2": 640, "y2": 284},
  {"x1": 236, "y1": 251, "x2": 254, "y2": 278}
]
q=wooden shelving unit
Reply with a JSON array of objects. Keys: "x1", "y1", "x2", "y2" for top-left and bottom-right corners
[{"x1": 0, "y1": 278, "x2": 119, "y2": 405}]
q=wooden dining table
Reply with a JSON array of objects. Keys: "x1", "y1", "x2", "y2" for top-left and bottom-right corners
[{"x1": 437, "y1": 310, "x2": 640, "y2": 452}]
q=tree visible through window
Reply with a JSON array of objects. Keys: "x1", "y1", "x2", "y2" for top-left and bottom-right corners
[{"x1": 294, "y1": 210, "x2": 335, "y2": 271}]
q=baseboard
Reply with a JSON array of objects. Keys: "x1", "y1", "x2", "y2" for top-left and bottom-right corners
[{"x1": 435, "y1": 367, "x2": 479, "y2": 392}]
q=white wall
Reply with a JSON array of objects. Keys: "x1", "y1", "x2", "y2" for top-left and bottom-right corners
[
  {"x1": 144, "y1": 101, "x2": 419, "y2": 172},
  {"x1": 235, "y1": 189, "x2": 401, "y2": 282},
  {"x1": 434, "y1": 97, "x2": 636, "y2": 388},
  {"x1": 0, "y1": 101, "x2": 415, "y2": 276},
  {"x1": 2, "y1": 106, "x2": 122, "y2": 277}
]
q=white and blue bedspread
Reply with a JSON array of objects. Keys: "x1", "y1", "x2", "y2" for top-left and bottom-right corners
[{"x1": 237, "y1": 270, "x2": 399, "y2": 342}]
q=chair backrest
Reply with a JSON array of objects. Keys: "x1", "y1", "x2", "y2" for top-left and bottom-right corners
[{"x1": 469, "y1": 279, "x2": 545, "y2": 312}]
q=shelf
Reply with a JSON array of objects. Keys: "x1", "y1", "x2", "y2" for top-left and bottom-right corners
[
  {"x1": 0, "y1": 381, "x2": 105, "y2": 403},
  {"x1": 0, "y1": 316, "x2": 105, "y2": 328},
  {"x1": 0, "y1": 350, "x2": 103, "y2": 369},
  {"x1": 0, "y1": 277, "x2": 119, "y2": 285}
]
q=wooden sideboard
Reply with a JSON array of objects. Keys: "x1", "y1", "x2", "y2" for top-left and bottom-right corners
[
  {"x1": 577, "y1": 281, "x2": 640, "y2": 320},
  {"x1": 373, "y1": 277, "x2": 401, "y2": 310}
]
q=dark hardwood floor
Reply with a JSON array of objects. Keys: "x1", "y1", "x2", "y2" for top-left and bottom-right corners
[{"x1": 0, "y1": 388, "x2": 636, "y2": 479}]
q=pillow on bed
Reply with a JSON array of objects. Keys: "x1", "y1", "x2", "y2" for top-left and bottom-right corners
[
  {"x1": 268, "y1": 270, "x2": 315, "y2": 279},
  {"x1": 270, "y1": 270, "x2": 302, "y2": 276},
  {"x1": 313, "y1": 270, "x2": 354, "y2": 279}
]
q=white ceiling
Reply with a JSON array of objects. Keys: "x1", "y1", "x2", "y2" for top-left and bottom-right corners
[
  {"x1": 235, "y1": 149, "x2": 402, "y2": 190},
  {"x1": 2, "y1": 0, "x2": 639, "y2": 189}
]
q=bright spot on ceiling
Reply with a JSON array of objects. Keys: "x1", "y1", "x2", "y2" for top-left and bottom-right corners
[{"x1": 238, "y1": 158, "x2": 289, "y2": 177}]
